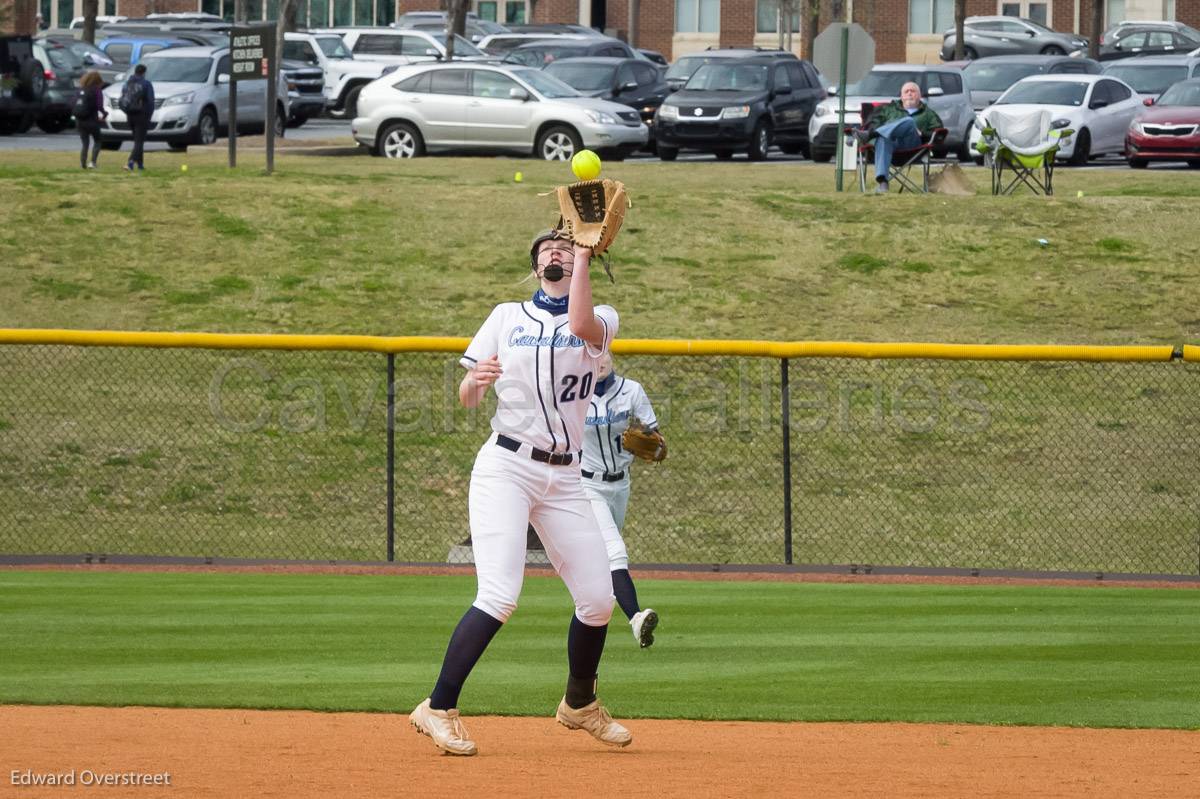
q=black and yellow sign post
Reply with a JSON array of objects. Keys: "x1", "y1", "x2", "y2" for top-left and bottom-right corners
[{"x1": 228, "y1": 23, "x2": 277, "y2": 173}]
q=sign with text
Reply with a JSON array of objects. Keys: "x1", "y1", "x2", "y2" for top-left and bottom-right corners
[{"x1": 230, "y1": 24, "x2": 275, "y2": 82}]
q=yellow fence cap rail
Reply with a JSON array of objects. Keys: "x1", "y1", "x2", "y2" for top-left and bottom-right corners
[
  {"x1": 614, "y1": 339, "x2": 1176, "y2": 363},
  {"x1": 1184, "y1": 345, "x2": 1200, "y2": 363},
  {"x1": 0, "y1": 329, "x2": 1180, "y2": 363},
  {"x1": 0, "y1": 329, "x2": 468, "y2": 354}
]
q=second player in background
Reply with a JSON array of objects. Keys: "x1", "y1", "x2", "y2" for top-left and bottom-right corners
[{"x1": 582, "y1": 352, "x2": 664, "y2": 648}]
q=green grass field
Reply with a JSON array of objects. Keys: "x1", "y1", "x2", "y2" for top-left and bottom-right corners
[
  {"x1": 1, "y1": 152, "x2": 1199, "y2": 572},
  {"x1": 1, "y1": 570, "x2": 1197, "y2": 729},
  {"x1": 2, "y1": 149, "x2": 1199, "y2": 344}
]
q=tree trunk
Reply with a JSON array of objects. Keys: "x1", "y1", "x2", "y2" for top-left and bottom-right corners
[
  {"x1": 628, "y1": 0, "x2": 640, "y2": 49},
  {"x1": 1089, "y1": 0, "x2": 1103, "y2": 59},
  {"x1": 804, "y1": 0, "x2": 819, "y2": 61},
  {"x1": 778, "y1": 0, "x2": 797, "y2": 52},
  {"x1": 445, "y1": 0, "x2": 467, "y2": 60},
  {"x1": 954, "y1": 0, "x2": 966, "y2": 59},
  {"x1": 276, "y1": 0, "x2": 299, "y2": 68},
  {"x1": 82, "y1": 0, "x2": 98, "y2": 45}
]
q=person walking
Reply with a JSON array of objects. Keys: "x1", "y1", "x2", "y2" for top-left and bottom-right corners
[
  {"x1": 74, "y1": 70, "x2": 107, "y2": 170},
  {"x1": 119, "y1": 63, "x2": 155, "y2": 172},
  {"x1": 409, "y1": 229, "x2": 631, "y2": 757}
]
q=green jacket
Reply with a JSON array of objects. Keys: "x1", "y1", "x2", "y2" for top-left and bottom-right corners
[{"x1": 870, "y1": 100, "x2": 942, "y2": 136}]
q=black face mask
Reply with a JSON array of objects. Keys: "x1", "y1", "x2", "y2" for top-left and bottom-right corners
[{"x1": 541, "y1": 264, "x2": 565, "y2": 282}]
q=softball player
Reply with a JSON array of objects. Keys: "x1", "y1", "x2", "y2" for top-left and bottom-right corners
[
  {"x1": 583, "y1": 353, "x2": 661, "y2": 648},
  {"x1": 410, "y1": 230, "x2": 632, "y2": 757}
]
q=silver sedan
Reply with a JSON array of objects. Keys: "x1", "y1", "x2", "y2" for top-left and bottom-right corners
[{"x1": 352, "y1": 62, "x2": 648, "y2": 160}]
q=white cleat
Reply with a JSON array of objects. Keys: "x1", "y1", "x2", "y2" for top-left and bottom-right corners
[
  {"x1": 555, "y1": 697, "x2": 632, "y2": 747},
  {"x1": 409, "y1": 697, "x2": 478, "y2": 756},
  {"x1": 630, "y1": 608, "x2": 658, "y2": 648}
]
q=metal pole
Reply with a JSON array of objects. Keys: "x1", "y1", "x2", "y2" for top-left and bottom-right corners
[
  {"x1": 230, "y1": 0, "x2": 244, "y2": 168},
  {"x1": 781, "y1": 358, "x2": 793, "y2": 565},
  {"x1": 228, "y1": 70, "x2": 237, "y2": 168},
  {"x1": 265, "y1": 21, "x2": 276, "y2": 176},
  {"x1": 386, "y1": 353, "x2": 395, "y2": 562},
  {"x1": 834, "y1": 25, "x2": 848, "y2": 192}
]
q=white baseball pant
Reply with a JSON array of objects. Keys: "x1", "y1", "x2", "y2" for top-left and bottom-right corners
[
  {"x1": 468, "y1": 434, "x2": 615, "y2": 626},
  {"x1": 583, "y1": 476, "x2": 631, "y2": 570}
]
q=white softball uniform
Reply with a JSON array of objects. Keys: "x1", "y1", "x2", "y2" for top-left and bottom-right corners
[
  {"x1": 581, "y1": 376, "x2": 658, "y2": 571},
  {"x1": 461, "y1": 299, "x2": 619, "y2": 626}
]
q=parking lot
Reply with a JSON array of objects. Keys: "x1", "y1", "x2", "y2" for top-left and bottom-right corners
[{"x1": 0, "y1": 116, "x2": 1156, "y2": 168}]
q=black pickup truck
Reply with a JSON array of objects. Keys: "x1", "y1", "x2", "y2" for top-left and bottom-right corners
[{"x1": 0, "y1": 35, "x2": 47, "y2": 134}]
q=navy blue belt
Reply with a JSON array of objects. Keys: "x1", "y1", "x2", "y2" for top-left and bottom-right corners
[
  {"x1": 582, "y1": 469, "x2": 626, "y2": 482},
  {"x1": 496, "y1": 434, "x2": 579, "y2": 466}
]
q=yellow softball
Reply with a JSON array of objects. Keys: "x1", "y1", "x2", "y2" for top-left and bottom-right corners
[{"x1": 571, "y1": 149, "x2": 601, "y2": 181}]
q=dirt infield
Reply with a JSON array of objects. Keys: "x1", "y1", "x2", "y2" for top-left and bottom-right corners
[{"x1": 3, "y1": 705, "x2": 1197, "y2": 798}]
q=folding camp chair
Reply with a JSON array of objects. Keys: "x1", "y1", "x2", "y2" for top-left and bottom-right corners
[
  {"x1": 973, "y1": 108, "x2": 1069, "y2": 196},
  {"x1": 847, "y1": 102, "x2": 949, "y2": 194}
]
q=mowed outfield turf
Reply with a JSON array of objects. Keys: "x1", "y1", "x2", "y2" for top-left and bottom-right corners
[{"x1": 1, "y1": 569, "x2": 1197, "y2": 730}]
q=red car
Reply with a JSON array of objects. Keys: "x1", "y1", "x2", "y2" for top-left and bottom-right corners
[{"x1": 1126, "y1": 78, "x2": 1200, "y2": 167}]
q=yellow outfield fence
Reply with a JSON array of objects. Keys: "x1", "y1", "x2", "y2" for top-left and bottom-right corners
[
  {"x1": 0, "y1": 329, "x2": 1197, "y2": 577},
  {"x1": 0, "y1": 328, "x2": 1181, "y2": 362}
]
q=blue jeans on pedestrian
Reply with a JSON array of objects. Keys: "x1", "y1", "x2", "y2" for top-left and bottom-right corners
[{"x1": 872, "y1": 116, "x2": 923, "y2": 183}]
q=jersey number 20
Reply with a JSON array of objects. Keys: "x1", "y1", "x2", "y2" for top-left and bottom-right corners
[{"x1": 559, "y1": 373, "x2": 594, "y2": 402}]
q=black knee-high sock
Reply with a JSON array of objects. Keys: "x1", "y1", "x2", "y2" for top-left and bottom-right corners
[
  {"x1": 610, "y1": 568, "x2": 640, "y2": 621},
  {"x1": 429, "y1": 606, "x2": 504, "y2": 710},
  {"x1": 565, "y1": 615, "x2": 608, "y2": 709}
]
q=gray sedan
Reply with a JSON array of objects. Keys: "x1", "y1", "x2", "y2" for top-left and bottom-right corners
[
  {"x1": 941, "y1": 16, "x2": 1088, "y2": 61},
  {"x1": 963, "y1": 55, "x2": 1101, "y2": 110}
]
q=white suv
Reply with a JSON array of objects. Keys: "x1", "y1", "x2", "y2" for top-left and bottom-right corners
[
  {"x1": 101, "y1": 45, "x2": 290, "y2": 152},
  {"x1": 282, "y1": 31, "x2": 391, "y2": 120},
  {"x1": 315, "y1": 27, "x2": 495, "y2": 67},
  {"x1": 352, "y1": 62, "x2": 647, "y2": 160}
]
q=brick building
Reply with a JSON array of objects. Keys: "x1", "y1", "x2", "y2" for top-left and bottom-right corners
[{"x1": 5, "y1": 0, "x2": 1199, "y2": 66}]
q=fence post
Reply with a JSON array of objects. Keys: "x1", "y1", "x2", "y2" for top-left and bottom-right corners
[
  {"x1": 386, "y1": 353, "x2": 395, "y2": 562},
  {"x1": 781, "y1": 357, "x2": 793, "y2": 565}
]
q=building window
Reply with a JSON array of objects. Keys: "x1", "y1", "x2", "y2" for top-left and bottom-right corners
[
  {"x1": 998, "y1": 1, "x2": 1050, "y2": 27},
  {"x1": 1105, "y1": 0, "x2": 1125, "y2": 25},
  {"x1": 308, "y1": 0, "x2": 330, "y2": 27},
  {"x1": 476, "y1": 2, "x2": 498, "y2": 21},
  {"x1": 756, "y1": 0, "x2": 799, "y2": 34},
  {"x1": 505, "y1": 1, "x2": 526, "y2": 24},
  {"x1": 909, "y1": 0, "x2": 953, "y2": 35},
  {"x1": 676, "y1": 0, "x2": 719, "y2": 33}
]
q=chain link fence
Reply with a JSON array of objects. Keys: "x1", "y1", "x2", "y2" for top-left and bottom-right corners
[{"x1": 0, "y1": 341, "x2": 1197, "y2": 575}]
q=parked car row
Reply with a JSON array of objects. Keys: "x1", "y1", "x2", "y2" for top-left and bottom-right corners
[
  {"x1": 99, "y1": 45, "x2": 291, "y2": 152},
  {"x1": 0, "y1": 35, "x2": 95, "y2": 133},
  {"x1": 939, "y1": 15, "x2": 1200, "y2": 62}
]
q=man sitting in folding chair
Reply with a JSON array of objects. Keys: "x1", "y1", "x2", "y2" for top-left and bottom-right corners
[{"x1": 853, "y1": 82, "x2": 945, "y2": 194}]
